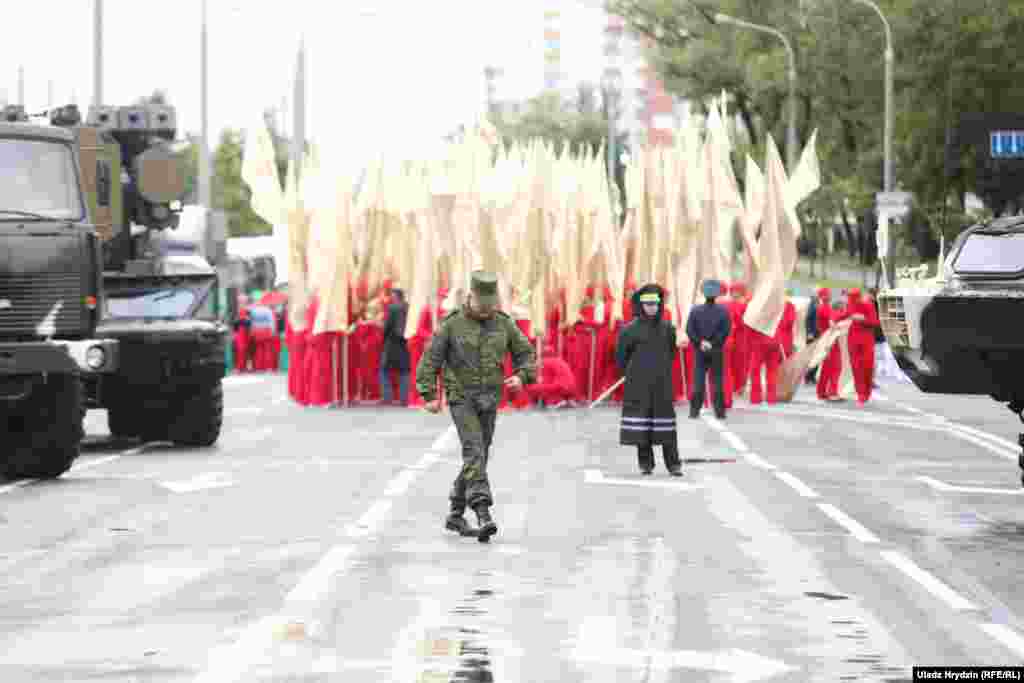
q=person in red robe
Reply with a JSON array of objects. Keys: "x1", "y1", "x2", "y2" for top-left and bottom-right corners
[
  {"x1": 568, "y1": 286, "x2": 603, "y2": 403},
  {"x1": 814, "y1": 287, "x2": 841, "y2": 400},
  {"x1": 285, "y1": 311, "x2": 305, "y2": 401},
  {"x1": 407, "y1": 300, "x2": 434, "y2": 408},
  {"x1": 778, "y1": 294, "x2": 798, "y2": 358},
  {"x1": 748, "y1": 300, "x2": 793, "y2": 405},
  {"x1": 233, "y1": 299, "x2": 252, "y2": 373},
  {"x1": 526, "y1": 343, "x2": 576, "y2": 407},
  {"x1": 248, "y1": 304, "x2": 278, "y2": 372},
  {"x1": 834, "y1": 287, "x2": 879, "y2": 405},
  {"x1": 607, "y1": 279, "x2": 638, "y2": 404},
  {"x1": 728, "y1": 282, "x2": 751, "y2": 396},
  {"x1": 304, "y1": 296, "x2": 338, "y2": 406}
]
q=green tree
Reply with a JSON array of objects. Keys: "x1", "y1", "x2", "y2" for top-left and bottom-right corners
[
  {"x1": 211, "y1": 129, "x2": 273, "y2": 237},
  {"x1": 492, "y1": 85, "x2": 608, "y2": 158},
  {"x1": 606, "y1": 0, "x2": 1024, "y2": 264}
]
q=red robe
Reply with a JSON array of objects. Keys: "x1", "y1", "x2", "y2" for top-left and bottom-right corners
[
  {"x1": 285, "y1": 314, "x2": 306, "y2": 401},
  {"x1": 835, "y1": 294, "x2": 879, "y2": 403},
  {"x1": 304, "y1": 298, "x2": 337, "y2": 407},
  {"x1": 233, "y1": 308, "x2": 252, "y2": 373},
  {"x1": 815, "y1": 300, "x2": 841, "y2": 399},
  {"x1": 407, "y1": 307, "x2": 434, "y2": 407},
  {"x1": 526, "y1": 351, "x2": 576, "y2": 404},
  {"x1": 729, "y1": 298, "x2": 750, "y2": 394}
]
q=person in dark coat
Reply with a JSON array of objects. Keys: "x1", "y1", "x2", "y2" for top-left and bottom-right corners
[
  {"x1": 379, "y1": 288, "x2": 412, "y2": 405},
  {"x1": 616, "y1": 283, "x2": 682, "y2": 477},
  {"x1": 686, "y1": 279, "x2": 732, "y2": 420}
]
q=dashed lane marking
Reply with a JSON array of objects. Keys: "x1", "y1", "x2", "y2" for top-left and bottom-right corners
[
  {"x1": 583, "y1": 468, "x2": 703, "y2": 491},
  {"x1": 880, "y1": 551, "x2": 978, "y2": 611},
  {"x1": 979, "y1": 623, "x2": 1024, "y2": 660},
  {"x1": 773, "y1": 471, "x2": 819, "y2": 498},
  {"x1": 741, "y1": 452, "x2": 777, "y2": 471},
  {"x1": 816, "y1": 503, "x2": 880, "y2": 543},
  {"x1": 916, "y1": 476, "x2": 1024, "y2": 496}
]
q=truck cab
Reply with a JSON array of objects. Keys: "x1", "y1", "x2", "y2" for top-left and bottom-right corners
[{"x1": 0, "y1": 110, "x2": 118, "y2": 479}]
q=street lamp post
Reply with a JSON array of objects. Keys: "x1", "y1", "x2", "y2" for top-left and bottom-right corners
[
  {"x1": 199, "y1": 0, "x2": 211, "y2": 210},
  {"x1": 715, "y1": 12, "x2": 797, "y2": 171},
  {"x1": 850, "y1": 0, "x2": 894, "y2": 287}
]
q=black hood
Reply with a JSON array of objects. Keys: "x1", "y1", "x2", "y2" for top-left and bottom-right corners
[{"x1": 632, "y1": 283, "x2": 666, "y2": 322}]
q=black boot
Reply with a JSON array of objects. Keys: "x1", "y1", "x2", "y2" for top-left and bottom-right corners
[
  {"x1": 445, "y1": 501, "x2": 478, "y2": 537},
  {"x1": 473, "y1": 504, "x2": 498, "y2": 543}
]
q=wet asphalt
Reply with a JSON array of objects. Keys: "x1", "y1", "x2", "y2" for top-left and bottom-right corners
[{"x1": 0, "y1": 372, "x2": 1023, "y2": 681}]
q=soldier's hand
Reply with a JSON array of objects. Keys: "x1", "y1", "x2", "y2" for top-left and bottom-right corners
[
  {"x1": 504, "y1": 375, "x2": 523, "y2": 392},
  {"x1": 700, "y1": 340, "x2": 712, "y2": 352},
  {"x1": 423, "y1": 400, "x2": 442, "y2": 414}
]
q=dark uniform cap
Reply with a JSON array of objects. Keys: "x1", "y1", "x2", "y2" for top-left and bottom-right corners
[
  {"x1": 470, "y1": 271, "x2": 499, "y2": 307},
  {"x1": 702, "y1": 279, "x2": 722, "y2": 298}
]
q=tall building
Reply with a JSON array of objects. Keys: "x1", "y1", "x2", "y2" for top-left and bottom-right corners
[
  {"x1": 543, "y1": 8, "x2": 562, "y2": 93},
  {"x1": 604, "y1": 11, "x2": 687, "y2": 151}
]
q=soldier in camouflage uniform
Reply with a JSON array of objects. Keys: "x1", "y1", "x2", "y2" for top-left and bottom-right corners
[{"x1": 416, "y1": 271, "x2": 537, "y2": 542}]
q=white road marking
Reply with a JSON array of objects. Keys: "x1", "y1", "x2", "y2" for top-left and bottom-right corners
[
  {"x1": 916, "y1": 475, "x2": 1024, "y2": 496},
  {"x1": 880, "y1": 551, "x2": 977, "y2": 610},
  {"x1": 194, "y1": 430, "x2": 447, "y2": 681},
  {"x1": 949, "y1": 423, "x2": 1020, "y2": 454},
  {"x1": 774, "y1": 471, "x2": 820, "y2": 498},
  {"x1": 160, "y1": 472, "x2": 234, "y2": 494},
  {"x1": 946, "y1": 425, "x2": 1019, "y2": 460},
  {"x1": 382, "y1": 468, "x2": 420, "y2": 498},
  {"x1": 284, "y1": 546, "x2": 357, "y2": 606},
  {"x1": 979, "y1": 623, "x2": 1024, "y2": 660},
  {"x1": 701, "y1": 415, "x2": 727, "y2": 431},
  {"x1": 430, "y1": 425, "x2": 458, "y2": 452},
  {"x1": 583, "y1": 468, "x2": 702, "y2": 491},
  {"x1": 742, "y1": 452, "x2": 777, "y2": 471},
  {"x1": 225, "y1": 406, "x2": 263, "y2": 417},
  {"x1": 816, "y1": 503, "x2": 880, "y2": 543},
  {"x1": 345, "y1": 499, "x2": 393, "y2": 538},
  {"x1": 570, "y1": 614, "x2": 794, "y2": 681},
  {"x1": 71, "y1": 454, "x2": 122, "y2": 472},
  {"x1": 223, "y1": 374, "x2": 272, "y2": 386},
  {"x1": 1, "y1": 453, "x2": 124, "y2": 494},
  {"x1": 720, "y1": 430, "x2": 749, "y2": 452}
]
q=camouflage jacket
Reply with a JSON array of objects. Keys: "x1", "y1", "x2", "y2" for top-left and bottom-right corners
[{"x1": 416, "y1": 306, "x2": 537, "y2": 404}]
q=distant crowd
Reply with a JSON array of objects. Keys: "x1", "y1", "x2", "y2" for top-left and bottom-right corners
[{"x1": 230, "y1": 279, "x2": 897, "y2": 409}]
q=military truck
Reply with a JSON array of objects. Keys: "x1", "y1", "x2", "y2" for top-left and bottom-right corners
[
  {"x1": 0, "y1": 104, "x2": 119, "y2": 479},
  {"x1": 60, "y1": 102, "x2": 230, "y2": 447},
  {"x1": 878, "y1": 215, "x2": 1024, "y2": 485}
]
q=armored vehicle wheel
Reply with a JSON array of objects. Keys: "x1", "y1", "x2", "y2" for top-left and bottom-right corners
[
  {"x1": 167, "y1": 380, "x2": 223, "y2": 447},
  {"x1": 4, "y1": 374, "x2": 83, "y2": 480}
]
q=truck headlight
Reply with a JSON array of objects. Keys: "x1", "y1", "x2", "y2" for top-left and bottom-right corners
[{"x1": 85, "y1": 346, "x2": 106, "y2": 370}]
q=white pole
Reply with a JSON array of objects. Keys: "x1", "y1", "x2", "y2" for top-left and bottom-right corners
[
  {"x1": 199, "y1": 0, "x2": 211, "y2": 210},
  {"x1": 93, "y1": 0, "x2": 102, "y2": 107}
]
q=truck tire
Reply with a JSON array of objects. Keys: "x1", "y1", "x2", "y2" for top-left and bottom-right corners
[
  {"x1": 4, "y1": 374, "x2": 83, "y2": 479},
  {"x1": 167, "y1": 380, "x2": 223, "y2": 447}
]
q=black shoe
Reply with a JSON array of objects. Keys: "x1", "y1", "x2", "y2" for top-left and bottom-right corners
[
  {"x1": 689, "y1": 412, "x2": 699, "y2": 419},
  {"x1": 641, "y1": 469, "x2": 653, "y2": 476},
  {"x1": 669, "y1": 468, "x2": 683, "y2": 477},
  {"x1": 445, "y1": 514, "x2": 478, "y2": 537},
  {"x1": 715, "y1": 412, "x2": 726, "y2": 420},
  {"x1": 473, "y1": 505, "x2": 498, "y2": 543}
]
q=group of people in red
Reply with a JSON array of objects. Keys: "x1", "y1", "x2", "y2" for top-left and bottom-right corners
[
  {"x1": 267, "y1": 275, "x2": 880, "y2": 410},
  {"x1": 232, "y1": 293, "x2": 284, "y2": 373}
]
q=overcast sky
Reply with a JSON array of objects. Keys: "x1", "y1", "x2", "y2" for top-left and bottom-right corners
[{"x1": 1, "y1": 1, "x2": 606, "y2": 165}]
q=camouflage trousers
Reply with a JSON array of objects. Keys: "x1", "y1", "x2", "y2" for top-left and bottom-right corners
[{"x1": 448, "y1": 394, "x2": 498, "y2": 510}]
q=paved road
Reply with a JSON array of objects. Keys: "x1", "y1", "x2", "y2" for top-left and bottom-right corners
[{"x1": 1, "y1": 372, "x2": 1023, "y2": 681}]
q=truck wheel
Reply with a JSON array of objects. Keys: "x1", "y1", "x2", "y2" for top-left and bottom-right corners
[
  {"x1": 5, "y1": 374, "x2": 83, "y2": 479},
  {"x1": 168, "y1": 380, "x2": 223, "y2": 447}
]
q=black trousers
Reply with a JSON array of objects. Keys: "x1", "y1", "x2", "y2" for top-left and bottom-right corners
[
  {"x1": 690, "y1": 349, "x2": 726, "y2": 417},
  {"x1": 637, "y1": 441, "x2": 680, "y2": 472}
]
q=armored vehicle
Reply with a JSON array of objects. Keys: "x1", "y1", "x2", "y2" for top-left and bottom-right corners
[
  {"x1": 0, "y1": 105, "x2": 119, "y2": 479},
  {"x1": 878, "y1": 215, "x2": 1024, "y2": 484},
  {"x1": 62, "y1": 102, "x2": 229, "y2": 447}
]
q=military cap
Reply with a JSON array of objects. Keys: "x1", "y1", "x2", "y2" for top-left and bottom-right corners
[
  {"x1": 637, "y1": 291, "x2": 661, "y2": 304},
  {"x1": 470, "y1": 271, "x2": 499, "y2": 307},
  {"x1": 702, "y1": 279, "x2": 722, "y2": 298}
]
